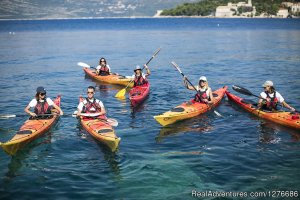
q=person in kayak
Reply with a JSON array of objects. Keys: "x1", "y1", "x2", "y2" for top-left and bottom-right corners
[
  {"x1": 76, "y1": 86, "x2": 106, "y2": 118},
  {"x1": 24, "y1": 86, "x2": 63, "y2": 118},
  {"x1": 258, "y1": 80, "x2": 295, "y2": 112},
  {"x1": 132, "y1": 64, "x2": 150, "y2": 87},
  {"x1": 96, "y1": 58, "x2": 111, "y2": 76},
  {"x1": 183, "y1": 76, "x2": 214, "y2": 104}
]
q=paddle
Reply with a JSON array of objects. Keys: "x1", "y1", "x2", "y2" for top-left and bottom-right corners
[
  {"x1": 115, "y1": 48, "x2": 161, "y2": 99},
  {"x1": 72, "y1": 111, "x2": 118, "y2": 127},
  {"x1": 232, "y1": 85, "x2": 299, "y2": 113},
  {"x1": 78, "y1": 62, "x2": 94, "y2": 69},
  {"x1": 171, "y1": 61, "x2": 222, "y2": 117},
  {"x1": 0, "y1": 113, "x2": 58, "y2": 119},
  {"x1": 77, "y1": 62, "x2": 124, "y2": 78},
  {"x1": 232, "y1": 85, "x2": 261, "y2": 98}
]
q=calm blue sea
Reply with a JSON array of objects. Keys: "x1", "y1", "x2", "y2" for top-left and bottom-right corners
[{"x1": 0, "y1": 18, "x2": 300, "y2": 200}]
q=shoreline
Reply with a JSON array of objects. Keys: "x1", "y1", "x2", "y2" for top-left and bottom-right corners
[{"x1": 0, "y1": 16, "x2": 299, "y2": 21}]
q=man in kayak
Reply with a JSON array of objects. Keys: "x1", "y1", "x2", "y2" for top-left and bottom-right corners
[
  {"x1": 76, "y1": 86, "x2": 106, "y2": 118},
  {"x1": 132, "y1": 64, "x2": 150, "y2": 87},
  {"x1": 24, "y1": 86, "x2": 63, "y2": 118},
  {"x1": 258, "y1": 80, "x2": 295, "y2": 112},
  {"x1": 183, "y1": 76, "x2": 214, "y2": 104},
  {"x1": 96, "y1": 58, "x2": 111, "y2": 76}
]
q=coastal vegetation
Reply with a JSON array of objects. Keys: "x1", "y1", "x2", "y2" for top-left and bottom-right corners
[{"x1": 160, "y1": 0, "x2": 300, "y2": 16}]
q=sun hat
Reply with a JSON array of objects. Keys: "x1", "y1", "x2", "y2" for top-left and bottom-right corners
[
  {"x1": 134, "y1": 65, "x2": 142, "y2": 71},
  {"x1": 199, "y1": 76, "x2": 207, "y2": 82},
  {"x1": 262, "y1": 80, "x2": 273, "y2": 87}
]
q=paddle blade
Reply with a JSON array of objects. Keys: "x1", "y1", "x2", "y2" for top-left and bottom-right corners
[
  {"x1": 115, "y1": 88, "x2": 126, "y2": 99},
  {"x1": 232, "y1": 85, "x2": 254, "y2": 96},
  {"x1": 171, "y1": 61, "x2": 183, "y2": 74},
  {"x1": 0, "y1": 114, "x2": 17, "y2": 119},
  {"x1": 77, "y1": 62, "x2": 90, "y2": 68},
  {"x1": 107, "y1": 118, "x2": 118, "y2": 127}
]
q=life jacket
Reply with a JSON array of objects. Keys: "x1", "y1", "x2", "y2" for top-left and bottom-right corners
[
  {"x1": 134, "y1": 75, "x2": 147, "y2": 86},
  {"x1": 99, "y1": 65, "x2": 109, "y2": 76},
  {"x1": 34, "y1": 100, "x2": 51, "y2": 115},
  {"x1": 263, "y1": 91, "x2": 278, "y2": 111},
  {"x1": 194, "y1": 88, "x2": 209, "y2": 103},
  {"x1": 82, "y1": 98, "x2": 102, "y2": 113}
]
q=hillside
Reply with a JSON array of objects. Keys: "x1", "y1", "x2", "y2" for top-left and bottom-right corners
[
  {"x1": 161, "y1": 0, "x2": 300, "y2": 17},
  {"x1": 0, "y1": 0, "x2": 198, "y2": 19}
]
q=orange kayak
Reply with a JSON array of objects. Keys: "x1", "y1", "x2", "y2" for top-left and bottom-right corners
[
  {"x1": 83, "y1": 67, "x2": 133, "y2": 87},
  {"x1": 154, "y1": 86, "x2": 227, "y2": 126},
  {"x1": 78, "y1": 98, "x2": 120, "y2": 152},
  {"x1": 226, "y1": 90, "x2": 300, "y2": 130},
  {"x1": 0, "y1": 95, "x2": 61, "y2": 155}
]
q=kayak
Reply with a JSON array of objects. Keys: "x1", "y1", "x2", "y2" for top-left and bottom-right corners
[
  {"x1": 0, "y1": 95, "x2": 61, "y2": 155},
  {"x1": 226, "y1": 90, "x2": 300, "y2": 130},
  {"x1": 83, "y1": 67, "x2": 133, "y2": 87},
  {"x1": 78, "y1": 98, "x2": 120, "y2": 152},
  {"x1": 154, "y1": 86, "x2": 228, "y2": 126},
  {"x1": 129, "y1": 83, "x2": 150, "y2": 107}
]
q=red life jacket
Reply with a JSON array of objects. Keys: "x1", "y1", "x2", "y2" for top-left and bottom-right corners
[
  {"x1": 34, "y1": 100, "x2": 51, "y2": 115},
  {"x1": 99, "y1": 65, "x2": 109, "y2": 76},
  {"x1": 264, "y1": 92, "x2": 278, "y2": 110},
  {"x1": 82, "y1": 98, "x2": 102, "y2": 113},
  {"x1": 194, "y1": 88, "x2": 209, "y2": 103},
  {"x1": 134, "y1": 75, "x2": 147, "y2": 86}
]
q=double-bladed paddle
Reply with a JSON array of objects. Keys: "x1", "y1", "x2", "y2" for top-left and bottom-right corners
[
  {"x1": 115, "y1": 48, "x2": 161, "y2": 99},
  {"x1": 171, "y1": 61, "x2": 222, "y2": 117},
  {"x1": 72, "y1": 111, "x2": 118, "y2": 127},
  {"x1": 232, "y1": 85, "x2": 299, "y2": 113}
]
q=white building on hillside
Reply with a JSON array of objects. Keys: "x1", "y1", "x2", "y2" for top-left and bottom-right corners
[
  {"x1": 277, "y1": 8, "x2": 289, "y2": 18},
  {"x1": 291, "y1": 3, "x2": 300, "y2": 14},
  {"x1": 215, "y1": 0, "x2": 256, "y2": 18}
]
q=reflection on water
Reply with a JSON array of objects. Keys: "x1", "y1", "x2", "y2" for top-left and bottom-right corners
[
  {"x1": 257, "y1": 121, "x2": 300, "y2": 143},
  {"x1": 156, "y1": 115, "x2": 214, "y2": 143},
  {"x1": 4, "y1": 131, "x2": 52, "y2": 180}
]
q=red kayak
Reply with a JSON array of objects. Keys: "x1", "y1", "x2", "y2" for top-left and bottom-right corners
[{"x1": 129, "y1": 83, "x2": 150, "y2": 107}]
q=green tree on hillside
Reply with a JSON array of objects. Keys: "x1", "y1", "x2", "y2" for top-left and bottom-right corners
[{"x1": 161, "y1": 0, "x2": 300, "y2": 16}]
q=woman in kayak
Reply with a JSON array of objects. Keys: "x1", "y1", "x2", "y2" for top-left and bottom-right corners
[
  {"x1": 258, "y1": 80, "x2": 295, "y2": 112},
  {"x1": 24, "y1": 86, "x2": 63, "y2": 118},
  {"x1": 76, "y1": 86, "x2": 106, "y2": 118},
  {"x1": 132, "y1": 64, "x2": 150, "y2": 87},
  {"x1": 183, "y1": 76, "x2": 214, "y2": 104},
  {"x1": 96, "y1": 58, "x2": 111, "y2": 76}
]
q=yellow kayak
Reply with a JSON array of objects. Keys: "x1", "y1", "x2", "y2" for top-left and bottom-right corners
[
  {"x1": 83, "y1": 67, "x2": 133, "y2": 87},
  {"x1": 154, "y1": 86, "x2": 227, "y2": 126}
]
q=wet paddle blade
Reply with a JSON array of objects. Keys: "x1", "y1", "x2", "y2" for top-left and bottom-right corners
[
  {"x1": 115, "y1": 88, "x2": 126, "y2": 99},
  {"x1": 77, "y1": 62, "x2": 90, "y2": 68},
  {"x1": 232, "y1": 85, "x2": 254, "y2": 96}
]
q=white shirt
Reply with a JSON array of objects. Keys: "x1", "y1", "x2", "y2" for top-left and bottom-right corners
[
  {"x1": 77, "y1": 98, "x2": 104, "y2": 111},
  {"x1": 260, "y1": 91, "x2": 284, "y2": 103},
  {"x1": 96, "y1": 64, "x2": 110, "y2": 72},
  {"x1": 28, "y1": 98, "x2": 54, "y2": 108},
  {"x1": 196, "y1": 86, "x2": 212, "y2": 97}
]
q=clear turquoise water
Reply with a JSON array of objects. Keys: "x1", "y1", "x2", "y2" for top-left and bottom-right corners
[{"x1": 0, "y1": 18, "x2": 300, "y2": 199}]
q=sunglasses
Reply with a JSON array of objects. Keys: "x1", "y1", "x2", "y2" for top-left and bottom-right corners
[
  {"x1": 100, "y1": 60, "x2": 106, "y2": 63},
  {"x1": 87, "y1": 92, "x2": 94, "y2": 94},
  {"x1": 40, "y1": 93, "x2": 46, "y2": 96}
]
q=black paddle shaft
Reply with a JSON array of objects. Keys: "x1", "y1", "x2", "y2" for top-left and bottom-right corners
[{"x1": 171, "y1": 62, "x2": 205, "y2": 101}]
